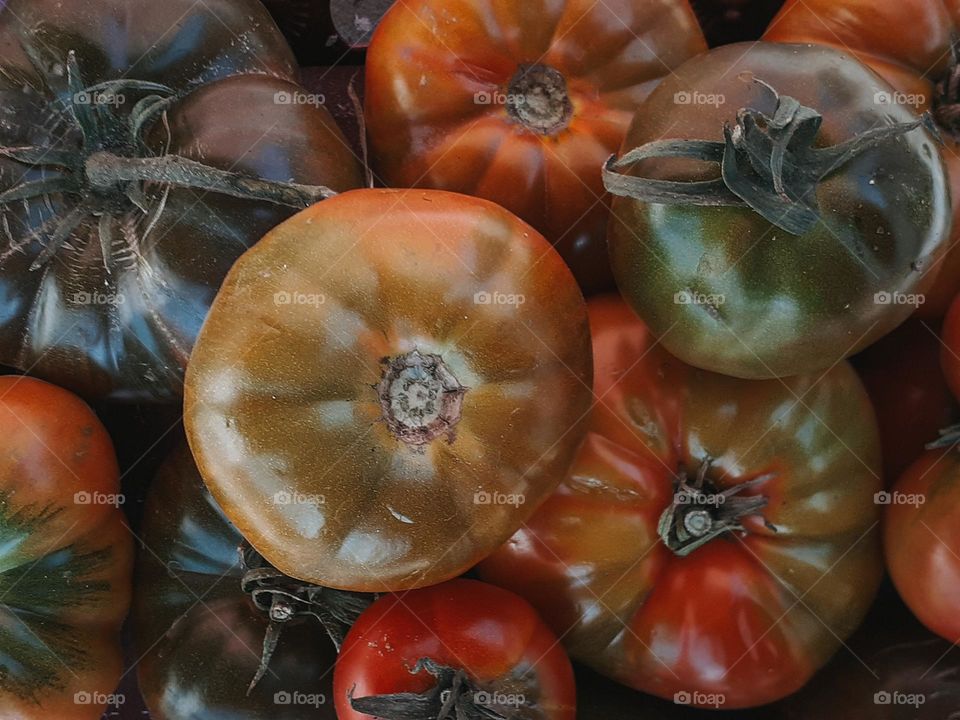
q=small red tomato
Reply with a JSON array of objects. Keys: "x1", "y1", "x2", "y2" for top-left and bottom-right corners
[
  {"x1": 884, "y1": 447, "x2": 960, "y2": 644},
  {"x1": 334, "y1": 579, "x2": 575, "y2": 720},
  {"x1": 855, "y1": 319, "x2": 958, "y2": 483},
  {"x1": 942, "y1": 293, "x2": 960, "y2": 400}
]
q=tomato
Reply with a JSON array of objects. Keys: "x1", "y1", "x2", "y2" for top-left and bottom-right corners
[
  {"x1": 478, "y1": 296, "x2": 884, "y2": 709},
  {"x1": 854, "y1": 319, "x2": 958, "y2": 483},
  {"x1": 134, "y1": 442, "x2": 369, "y2": 720},
  {"x1": 884, "y1": 447, "x2": 960, "y2": 645},
  {"x1": 942, "y1": 293, "x2": 960, "y2": 401},
  {"x1": 0, "y1": 0, "x2": 363, "y2": 402},
  {"x1": 604, "y1": 42, "x2": 950, "y2": 379},
  {"x1": 0, "y1": 376, "x2": 132, "y2": 720},
  {"x1": 184, "y1": 188, "x2": 593, "y2": 592},
  {"x1": 364, "y1": 0, "x2": 707, "y2": 294},
  {"x1": 333, "y1": 579, "x2": 575, "y2": 720},
  {"x1": 765, "y1": 0, "x2": 960, "y2": 318}
]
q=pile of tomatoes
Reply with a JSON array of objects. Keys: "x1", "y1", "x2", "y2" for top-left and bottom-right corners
[{"x1": 1, "y1": 0, "x2": 959, "y2": 718}]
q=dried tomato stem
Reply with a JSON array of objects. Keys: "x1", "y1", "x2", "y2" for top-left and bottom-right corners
[
  {"x1": 84, "y1": 152, "x2": 336, "y2": 208},
  {"x1": 603, "y1": 77, "x2": 934, "y2": 235}
]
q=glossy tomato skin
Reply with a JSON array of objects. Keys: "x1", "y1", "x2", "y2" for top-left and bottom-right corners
[
  {"x1": 479, "y1": 296, "x2": 884, "y2": 709},
  {"x1": 854, "y1": 319, "x2": 958, "y2": 483},
  {"x1": 185, "y1": 189, "x2": 593, "y2": 592},
  {"x1": 766, "y1": 0, "x2": 960, "y2": 318},
  {"x1": 0, "y1": 377, "x2": 132, "y2": 720},
  {"x1": 364, "y1": 0, "x2": 707, "y2": 294},
  {"x1": 134, "y1": 443, "x2": 339, "y2": 720},
  {"x1": 608, "y1": 42, "x2": 950, "y2": 379},
  {"x1": 333, "y1": 579, "x2": 575, "y2": 720},
  {"x1": 884, "y1": 448, "x2": 960, "y2": 644},
  {"x1": 0, "y1": 0, "x2": 363, "y2": 402}
]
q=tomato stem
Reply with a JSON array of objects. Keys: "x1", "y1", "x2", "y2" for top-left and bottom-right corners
[
  {"x1": 349, "y1": 658, "x2": 509, "y2": 720},
  {"x1": 657, "y1": 459, "x2": 773, "y2": 556},
  {"x1": 506, "y1": 63, "x2": 574, "y2": 136},
  {"x1": 239, "y1": 544, "x2": 374, "y2": 693},
  {"x1": 603, "y1": 76, "x2": 936, "y2": 235}
]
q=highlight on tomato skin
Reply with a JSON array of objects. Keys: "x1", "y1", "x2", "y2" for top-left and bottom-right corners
[
  {"x1": 363, "y1": 0, "x2": 708, "y2": 295},
  {"x1": 0, "y1": 376, "x2": 133, "y2": 720},
  {"x1": 883, "y1": 447, "x2": 960, "y2": 647},
  {"x1": 478, "y1": 296, "x2": 884, "y2": 710},
  {"x1": 184, "y1": 188, "x2": 593, "y2": 594},
  {"x1": 333, "y1": 578, "x2": 576, "y2": 720}
]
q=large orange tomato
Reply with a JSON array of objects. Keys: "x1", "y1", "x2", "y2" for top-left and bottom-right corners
[
  {"x1": 479, "y1": 297, "x2": 884, "y2": 709},
  {"x1": 184, "y1": 189, "x2": 593, "y2": 592},
  {"x1": 364, "y1": 0, "x2": 707, "y2": 293}
]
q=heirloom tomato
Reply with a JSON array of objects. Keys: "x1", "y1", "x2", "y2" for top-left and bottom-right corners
[
  {"x1": 479, "y1": 296, "x2": 884, "y2": 709},
  {"x1": 942, "y1": 293, "x2": 960, "y2": 400},
  {"x1": 184, "y1": 189, "x2": 593, "y2": 592},
  {"x1": 0, "y1": 376, "x2": 132, "y2": 720},
  {"x1": 884, "y1": 447, "x2": 960, "y2": 645},
  {"x1": 364, "y1": 0, "x2": 707, "y2": 294},
  {"x1": 135, "y1": 442, "x2": 371, "y2": 720},
  {"x1": 333, "y1": 579, "x2": 575, "y2": 720},
  {"x1": 766, "y1": 0, "x2": 960, "y2": 318},
  {"x1": 0, "y1": 0, "x2": 362, "y2": 402},
  {"x1": 604, "y1": 42, "x2": 950, "y2": 379}
]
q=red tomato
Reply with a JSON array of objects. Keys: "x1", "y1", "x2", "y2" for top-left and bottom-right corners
[
  {"x1": 333, "y1": 579, "x2": 575, "y2": 720},
  {"x1": 884, "y1": 448, "x2": 960, "y2": 644},
  {"x1": 855, "y1": 319, "x2": 958, "y2": 483},
  {"x1": 478, "y1": 296, "x2": 883, "y2": 709}
]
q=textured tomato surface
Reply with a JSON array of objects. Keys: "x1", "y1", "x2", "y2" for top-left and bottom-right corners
[
  {"x1": 185, "y1": 189, "x2": 592, "y2": 592},
  {"x1": 480, "y1": 297, "x2": 884, "y2": 708}
]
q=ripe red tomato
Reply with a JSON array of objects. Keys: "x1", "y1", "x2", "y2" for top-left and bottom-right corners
[
  {"x1": 479, "y1": 296, "x2": 884, "y2": 709},
  {"x1": 333, "y1": 579, "x2": 575, "y2": 720},
  {"x1": 364, "y1": 0, "x2": 707, "y2": 294},
  {"x1": 855, "y1": 319, "x2": 958, "y2": 483},
  {"x1": 0, "y1": 376, "x2": 132, "y2": 720},
  {"x1": 765, "y1": 0, "x2": 960, "y2": 317},
  {"x1": 884, "y1": 448, "x2": 960, "y2": 644}
]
